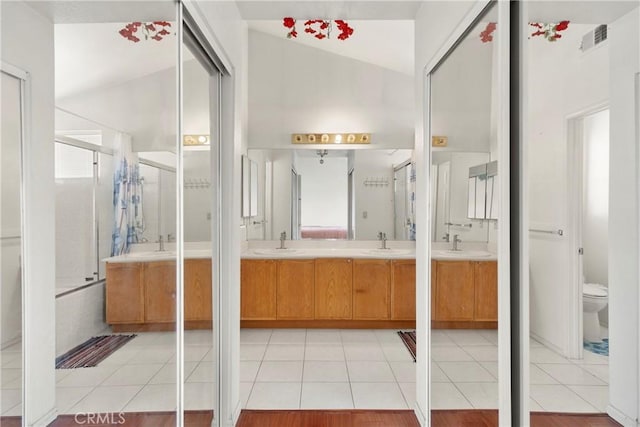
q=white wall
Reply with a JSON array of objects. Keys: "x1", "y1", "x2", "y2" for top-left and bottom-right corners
[
  {"x1": 297, "y1": 156, "x2": 348, "y2": 228},
  {"x1": 608, "y1": 7, "x2": 639, "y2": 426},
  {"x1": 431, "y1": 32, "x2": 493, "y2": 152},
  {"x1": 184, "y1": 150, "x2": 212, "y2": 242},
  {"x1": 354, "y1": 149, "x2": 412, "y2": 240},
  {"x1": 1, "y1": 1, "x2": 56, "y2": 424},
  {"x1": 248, "y1": 30, "x2": 414, "y2": 149},
  {"x1": 414, "y1": 2, "x2": 477, "y2": 424},
  {"x1": 57, "y1": 59, "x2": 177, "y2": 153},
  {"x1": 270, "y1": 150, "x2": 293, "y2": 238},
  {"x1": 527, "y1": 24, "x2": 610, "y2": 354}
]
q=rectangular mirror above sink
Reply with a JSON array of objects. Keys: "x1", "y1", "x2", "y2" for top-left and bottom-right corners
[{"x1": 245, "y1": 148, "x2": 415, "y2": 241}]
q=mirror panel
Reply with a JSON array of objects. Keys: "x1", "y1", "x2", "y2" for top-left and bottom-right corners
[
  {"x1": 429, "y1": 3, "x2": 500, "y2": 423},
  {"x1": 1, "y1": 70, "x2": 24, "y2": 419},
  {"x1": 246, "y1": 148, "x2": 414, "y2": 240}
]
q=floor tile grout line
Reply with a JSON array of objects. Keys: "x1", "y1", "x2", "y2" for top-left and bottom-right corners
[
  {"x1": 298, "y1": 329, "x2": 308, "y2": 409},
  {"x1": 341, "y1": 331, "x2": 356, "y2": 409},
  {"x1": 533, "y1": 361, "x2": 608, "y2": 386}
]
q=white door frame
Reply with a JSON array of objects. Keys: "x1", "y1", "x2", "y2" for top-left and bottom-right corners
[
  {"x1": 418, "y1": 1, "x2": 511, "y2": 425},
  {"x1": 565, "y1": 102, "x2": 609, "y2": 360}
]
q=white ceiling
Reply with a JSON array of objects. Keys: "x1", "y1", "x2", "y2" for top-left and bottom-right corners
[
  {"x1": 235, "y1": 1, "x2": 423, "y2": 20},
  {"x1": 527, "y1": 1, "x2": 638, "y2": 24},
  {"x1": 49, "y1": 0, "x2": 638, "y2": 99},
  {"x1": 248, "y1": 20, "x2": 414, "y2": 75}
]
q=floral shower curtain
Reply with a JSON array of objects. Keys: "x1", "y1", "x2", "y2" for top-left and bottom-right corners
[{"x1": 111, "y1": 133, "x2": 144, "y2": 256}]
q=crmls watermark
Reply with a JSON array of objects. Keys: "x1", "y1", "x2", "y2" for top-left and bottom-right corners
[{"x1": 74, "y1": 412, "x2": 126, "y2": 425}]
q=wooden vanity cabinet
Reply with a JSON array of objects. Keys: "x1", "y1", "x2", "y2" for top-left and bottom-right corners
[
  {"x1": 106, "y1": 262, "x2": 145, "y2": 324},
  {"x1": 185, "y1": 259, "x2": 213, "y2": 321},
  {"x1": 390, "y1": 260, "x2": 416, "y2": 320},
  {"x1": 315, "y1": 258, "x2": 353, "y2": 319},
  {"x1": 474, "y1": 261, "x2": 498, "y2": 321},
  {"x1": 432, "y1": 260, "x2": 498, "y2": 326},
  {"x1": 144, "y1": 261, "x2": 177, "y2": 322},
  {"x1": 241, "y1": 259, "x2": 277, "y2": 320},
  {"x1": 106, "y1": 259, "x2": 213, "y2": 330},
  {"x1": 434, "y1": 261, "x2": 475, "y2": 321},
  {"x1": 277, "y1": 259, "x2": 314, "y2": 319},
  {"x1": 353, "y1": 259, "x2": 390, "y2": 320}
]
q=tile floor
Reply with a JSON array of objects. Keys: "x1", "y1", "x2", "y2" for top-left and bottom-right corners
[{"x1": 0, "y1": 328, "x2": 609, "y2": 415}]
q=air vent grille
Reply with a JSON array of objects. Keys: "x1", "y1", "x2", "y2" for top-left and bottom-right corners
[
  {"x1": 581, "y1": 24, "x2": 608, "y2": 52},
  {"x1": 594, "y1": 24, "x2": 608, "y2": 44}
]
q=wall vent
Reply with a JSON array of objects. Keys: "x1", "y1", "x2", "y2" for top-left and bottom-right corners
[{"x1": 581, "y1": 24, "x2": 608, "y2": 52}]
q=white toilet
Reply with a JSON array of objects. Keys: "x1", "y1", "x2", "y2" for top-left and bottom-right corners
[{"x1": 583, "y1": 283, "x2": 608, "y2": 342}]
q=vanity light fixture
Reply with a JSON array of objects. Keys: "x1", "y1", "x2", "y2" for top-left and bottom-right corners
[
  {"x1": 291, "y1": 133, "x2": 371, "y2": 145},
  {"x1": 183, "y1": 134, "x2": 210, "y2": 146},
  {"x1": 432, "y1": 136, "x2": 448, "y2": 147}
]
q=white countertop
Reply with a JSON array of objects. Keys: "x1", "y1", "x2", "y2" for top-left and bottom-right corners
[{"x1": 104, "y1": 241, "x2": 496, "y2": 263}]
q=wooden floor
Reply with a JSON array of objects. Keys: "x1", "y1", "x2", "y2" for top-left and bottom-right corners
[
  {"x1": 0, "y1": 409, "x2": 622, "y2": 427},
  {"x1": 236, "y1": 410, "x2": 420, "y2": 427},
  {"x1": 235, "y1": 410, "x2": 622, "y2": 427},
  {"x1": 0, "y1": 411, "x2": 213, "y2": 427}
]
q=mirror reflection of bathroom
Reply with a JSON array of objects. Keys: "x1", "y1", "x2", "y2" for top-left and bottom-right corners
[
  {"x1": 1, "y1": 66, "x2": 25, "y2": 420},
  {"x1": 53, "y1": 9, "x2": 181, "y2": 417},
  {"x1": 246, "y1": 149, "x2": 415, "y2": 241},
  {"x1": 429, "y1": 2, "x2": 500, "y2": 420},
  {"x1": 525, "y1": 0, "x2": 634, "y2": 417}
]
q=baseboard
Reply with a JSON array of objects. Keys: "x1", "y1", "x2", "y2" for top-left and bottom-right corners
[
  {"x1": 530, "y1": 332, "x2": 566, "y2": 357},
  {"x1": 607, "y1": 403, "x2": 638, "y2": 427},
  {"x1": 28, "y1": 407, "x2": 57, "y2": 427}
]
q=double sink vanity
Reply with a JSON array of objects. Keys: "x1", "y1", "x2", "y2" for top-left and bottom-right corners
[{"x1": 103, "y1": 241, "x2": 497, "y2": 331}]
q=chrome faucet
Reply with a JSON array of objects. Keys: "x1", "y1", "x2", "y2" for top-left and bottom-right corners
[
  {"x1": 157, "y1": 235, "x2": 165, "y2": 252},
  {"x1": 167, "y1": 233, "x2": 175, "y2": 243},
  {"x1": 451, "y1": 234, "x2": 462, "y2": 251},
  {"x1": 377, "y1": 232, "x2": 388, "y2": 249},
  {"x1": 442, "y1": 233, "x2": 450, "y2": 243},
  {"x1": 278, "y1": 231, "x2": 287, "y2": 249}
]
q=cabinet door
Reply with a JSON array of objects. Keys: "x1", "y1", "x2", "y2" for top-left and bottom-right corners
[
  {"x1": 315, "y1": 259, "x2": 353, "y2": 319},
  {"x1": 185, "y1": 259, "x2": 212, "y2": 321},
  {"x1": 106, "y1": 263, "x2": 144, "y2": 324},
  {"x1": 391, "y1": 260, "x2": 416, "y2": 320},
  {"x1": 277, "y1": 260, "x2": 315, "y2": 319},
  {"x1": 145, "y1": 261, "x2": 177, "y2": 322},
  {"x1": 435, "y1": 261, "x2": 474, "y2": 321},
  {"x1": 353, "y1": 259, "x2": 390, "y2": 320},
  {"x1": 431, "y1": 260, "x2": 437, "y2": 320},
  {"x1": 241, "y1": 259, "x2": 277, "y2": 320},
  {"x1": 474, "y1": 261, "x2": 498, "y2": 321}
]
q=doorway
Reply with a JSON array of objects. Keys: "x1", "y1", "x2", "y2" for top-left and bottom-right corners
[{"x1": 569, "y1": 108, "x2": 610, "y2": 355}]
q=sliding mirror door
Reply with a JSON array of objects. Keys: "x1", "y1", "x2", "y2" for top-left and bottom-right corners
[
  {"x1": 179, "y1": 10, "x2": 223, "y2": 423},
  {"x1": 52, "y1": 4, "x2": 179, "y2": 419},
  {"x1": 427, "y1": 2, "x2": 509, "y2": 425},
  {"x1": 1, "y1": 65, "x2": 26, "y2": 422}
]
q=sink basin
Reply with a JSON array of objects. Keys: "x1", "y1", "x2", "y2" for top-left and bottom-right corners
[
  {"x1": 127, "y1": 251, "x2": 176, "y2": 258},
  {"x1": 253, "y1": 248, "x2": 299, "y2": 255},
  {"x1": 365, "y1": 248, "x2": 412, "y2": 256},
  {"x1": 433, "y1": 250, "x2": 492, "y2": 258}
]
